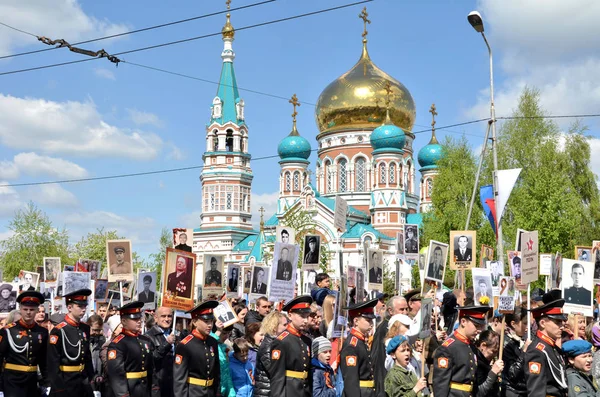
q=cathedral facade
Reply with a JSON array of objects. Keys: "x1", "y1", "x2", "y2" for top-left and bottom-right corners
[{"x1": 193, "y1": 9, "x2": 444, "y2": 290}]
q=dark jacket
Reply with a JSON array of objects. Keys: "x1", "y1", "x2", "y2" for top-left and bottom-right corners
[
  {"x1": 475, "y1": 347, "x2": 499, "y2": 397},
  {"x1": 311, "y1": 358, "x2": 336, "y2": 397},
  {"x1": 371, "y1": 318, "x2": 389, "y2": 397},
  {"x1": 245, "y1": 310, "x2": 264, "y2": 327},
  {"x1": 254, "y1": 334, "x2": 274, "y2": 397},
  {"x1": 230, "y1": 322, "x2": 245, "y2": 342},
  {"x1": 502, "y1": 335, "x2": 527, "y2": 397},
  {"x1": 145, "y1": 325, "x2": 179, "y2": 397}
]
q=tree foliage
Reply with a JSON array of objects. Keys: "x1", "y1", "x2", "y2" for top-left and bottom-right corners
[
  {"x1": 73, "y1": 228, "x2": 123, "y2": 264},
  {"x1": 0, "y1": 202, "x2": 71, "y2": 279},
  {"x1": 147, "y1": 227, "x2": 172, "y2": 289}
]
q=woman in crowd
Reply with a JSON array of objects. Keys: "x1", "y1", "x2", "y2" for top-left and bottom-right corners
[
  {"x1": 563, "y1": 339, "x2": 597, "y2": 396},
  {"x1": 384, "y1": 314, "x2": 412, "y2": 370},
  {"x1": 503, "y1": 306, "x2": 529, "y2": 397},
  {"x1": 211, "y1": 323, "x2": 236, "y2": 397},
  {"x1": 229, "y1": 338, "x2": 254, "y2": 397},
  {"x1": 474, "y1": 330, "x2": 503, "y2": 397},
  {"x1": 254, "y1": 311, "x2": 287, "y2": 397},
  {"x1": 231, "y1": 303, "x2": 248, "y2": 341},
  {"x1": 384, "y1": 335, "x2": 428, "y2": 397},
  {"x1": 590, "y1": 322, "x2": 600, "y2": 386},
  {"x1": 245, "y1": 321, "x2": 264, "y2": 368}
]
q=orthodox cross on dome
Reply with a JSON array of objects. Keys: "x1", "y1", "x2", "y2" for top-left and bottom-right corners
[
  {"x1": 289, "y1": 94, "x2": 300, "y2": 123},
  {"x1": 359, "y1": 7, "x2": 370, "y2": 42},
  {"x1": 429, "y1": 103, "x2": 439, "y2": 143},
  {"x1": 226, "y1": 0, "x2": 231, "y2": 8},
  {"x1": 259, "y1": 206, "x2": 265, "y2": 231},
  {"x1": 222, "y1": 0, "x2": 234, "y2": 40}
]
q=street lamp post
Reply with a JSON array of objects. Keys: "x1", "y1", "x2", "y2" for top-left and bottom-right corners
[{"x1": 467, "y1": 11, "x2": 504, "y2": 264}]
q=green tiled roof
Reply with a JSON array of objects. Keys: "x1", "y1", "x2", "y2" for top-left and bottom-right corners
[{"x1": 341, "y1": 222, "x2": 389, "y2": 240}]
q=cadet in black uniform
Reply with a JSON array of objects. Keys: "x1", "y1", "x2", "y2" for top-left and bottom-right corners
[
  {"x1": 107, "y1": 301, "x2": 157, "y2": 397},
  {"x1": 173, "y1": 300, "x2": 221, "y2": 397},
  {"x1": 0, "y1": 291, "x2": 49, "y2": 397},
  {"x1": 432, "y1": 305, "x2": 493, "y2": 397},
  {"x1": 269, "y1": 295, "x2": 313, "y2": 397},
  {"x1": 47, "y1": 289, "x2": 94, "y2": 397},
  {"x1": 340, "y1": 298, "x2": 378, "y2": 397},
  {"x1": 525, "y1": 296, "x2": 568, "y2": 397}
]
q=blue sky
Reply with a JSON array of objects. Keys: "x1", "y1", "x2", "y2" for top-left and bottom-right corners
[{"x1": 0, "y1": 0, "x2": 599, "y2": 259}]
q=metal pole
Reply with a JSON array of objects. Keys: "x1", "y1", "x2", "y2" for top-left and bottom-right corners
[
  {"x1": 464, "y1": 121, "x2": 491, "y2": 230},
  {"x1": 482, "y1": 32, "x2": 504, "y2": 264}
]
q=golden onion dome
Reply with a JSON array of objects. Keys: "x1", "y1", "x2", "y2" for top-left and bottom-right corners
[
  {"x1": 315, "y1": 42, "x2": 415, "y2": 135},
  {"x1": 222, "y1": 13, "x2": 235, "y2": 39}
]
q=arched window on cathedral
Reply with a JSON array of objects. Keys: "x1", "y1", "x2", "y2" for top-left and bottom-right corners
[
  {"x1": 406, "y1": 161, "x2": 412, "y2": 192},
  {"x1": 293, "y1": 171, "x2": 300, "y2": 191},
  {"x1": 285, "y1": 172, "x2": 291, "y2": 192},
  {"x1": 379, "y1": 162, "x2": 387, "y2": 184},
  {"x1": 389, "y1": 162, "x2": 396, "y2": 184},
  {"x1": 355, "y1": 157, "x2": 366, "y2": 192},
  {"x1": 427, "y1": 178, "x2": 433, "y2": 198},
  {"x1": 338, "y1": 159, "x2": 347, "y2": 192},
  {"x1": 325, "y1": 160, "x2": 333, "y2": 193},
  {"x1": 213, "y1": 130, "x2": 218, "y2": 151}
]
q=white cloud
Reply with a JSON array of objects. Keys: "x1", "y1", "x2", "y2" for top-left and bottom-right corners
[
  {"x1": 0, "y1": 182, "x2": 22, "y2": 216},
  {"x1": 0, "y1": 94, "x2": 163, "y2": 160},
  {"x1": 467, "y1": 1, "x2": 600, "y2": 129},
  {"x1": 94, "y1": 68, "x2": 116, "y2": 81},
  {"x1": 127, "y1": 109, "x2": 164, "y2": 128},
  {"x1": 32, "y1": 184, "x2": 78, "y2": 207},
  {"x1": 588, "y1": 138, "x2": 600, "y2": 179},
  {"x1": 251, "y1": 191, "x2": 279, "y2": 228},
  {"x1": 0, "y1": 152, "x2": 88, "y2": 180},
  {"x1": 0, "y1": 0, "x2": 129, "y2": 56},
  {"x1": 166, "y1": 143, "x2": 185, "y2": 161},
  {"x1": 0, "y1": 230, "x2": 15, "y2": 240},
  {"x1": 178, "y1": 211, "x2": 201, "y2": 229}
]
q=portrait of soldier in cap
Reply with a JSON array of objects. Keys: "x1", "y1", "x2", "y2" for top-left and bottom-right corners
[
  {"x1": 137, "y1": 273, "x2": 156, "y2": 303},
  {"x1": 303, "y1": 235, "x2": 320, "y2": 265},
  {"x1": 107, "y1": 240, "x2": 133, "y2": 280}
]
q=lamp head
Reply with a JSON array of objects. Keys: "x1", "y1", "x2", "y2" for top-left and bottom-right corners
[{"x1": 468, "y1": 11, "x2": 484, "y2": 33}]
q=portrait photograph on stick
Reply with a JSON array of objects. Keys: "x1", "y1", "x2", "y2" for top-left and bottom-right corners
[
  {"x1": 106, "y1": 239, "x2": 133, "y2": 282},
  {"x1": 270, "y1": 242, "x2": 299, "y2": 302},
  {"x1": 249, "y1": 264, "x2": 270, "y2": 302},
  {"x1": 302, "y1": 235, "x2": 321, "y2": 270},
  {"x1": 552, "y1": 252, "x2": 563, "y2": 289},
  {"x1": 593, "y1": 240, "x2": 600, "y2": 280},
  {"x1": 227, "y1": 264, "x2": 241, "y2": 298},
  {"x1": 404, "y1": 224, "x2": 419, "y2": 256},
  {"x1": 172, "y1": 228, "x2": 193, "y2": 252},
  {"x1": 396, "y1": 231, "x2": 404, "y2": 256},
  {"x1": 486, "y1": 260, "x2": 504, "y2": 295},
  {"x1": 163, "y1": 248, "x2": 196, "y2": 311},
  {"x1": 242, "y1": 266, "x2": 252, "y2": 294},
  {"x1": 276, "y1": 226, "x2": 296, "y2": 244},
  {"x1": 425, "y1": 241, "x2": 448, "y2": 283},
  {"x1": 136, "y1": 271, "x2": 157, "y2": 310},
  {"x1": 18, "y1": 270, "x2": 39, "y2": 292},
  {"x1": 575, "y1": 245, "x2": 592, "y2": 262},
  {"x1": 507, "y1": 250, "x2": 524, "y2": 289},
  {"x1": 480, "y1": 245, "x2": 494, "y2": 267},
  {"x1": 471, "y1": 267, "x2": 493, "y2": 306},
  {"x1": 204, "y1": 254, "x2": 224, "y2": 287},
  {"x1": 214, "y1": 299, "x2": 238, "y2": 328},
  {"x1": 449, "y1": 230, "x2": 476, "y2": 270},
  {"x1": 43, "y1": 257, "x2": 60, "y2": 284},
  {"x1": 562, "y1": 258, "x2": 593, "y2": 317},
  {"x1": 367, "y1": 248, "x2": 384, "y2": 290},
  {"x1": 94, "y1": 279, "x2": 108, "y2": 301},
  {"x1": 62, "y1": 271, "x2": 91, "y2": 296}
]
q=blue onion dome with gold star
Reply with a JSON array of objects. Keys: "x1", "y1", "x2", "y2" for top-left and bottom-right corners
[
  {"x1": 278, "y1": 94, "x2": 311, "y2": 163},
  {"x1": 418, "y1": 104, "x2": 444, "y2": 170},
  {"x1": 315, "y1": 8, "x2": 415, "y2": 135}
]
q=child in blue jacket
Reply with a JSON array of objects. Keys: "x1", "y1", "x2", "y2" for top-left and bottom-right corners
[
  {"x1": 229, "y1": 338, "x2": 255, "y2": 397},
  {"x1": 311, "y1": 336, "x2": 337, "y2": 397}
]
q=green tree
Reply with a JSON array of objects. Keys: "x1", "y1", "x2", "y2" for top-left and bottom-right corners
[
  {"x1": 0, "y1": 202, "x2": 71, "y2": 279},
  {"x1": 72, "y1": 228, "x2": 123, "y2": 264},
  {"x1": 147, "y1": 227, "x2": 172, "y2": 289}
]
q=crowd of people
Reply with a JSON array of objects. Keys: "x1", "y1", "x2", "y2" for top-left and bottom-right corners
[{"x1": 0, "y1": 273, "x2": 599, "y2": 397}]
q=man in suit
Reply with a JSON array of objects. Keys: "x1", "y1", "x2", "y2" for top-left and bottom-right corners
[
  {"x1": 474, "y1": 278, "x2": 490, "y2": 303},
  {"x1": 453, "y1": 235, "x2": 472, "y2": 262},
  {"x1": 427, "y1": 246, "x2": 444, "y2": 280},
  {"x1": 564, "y1": 262, "x2": 592, "y2": 305},
  {"x1": 110, "y1": 246, "x2": 131, "y2": 275},
  {"x1": 174, "y1": 232, "x2": 192, "y2": 252},
  {"x1": 490, "y1": 261, "x2": 501, "y2": 287},
  {"x1": 137, "y1": 275, "x2": 155, "y2": 303},
  {"x1": 228, "y1": 267, "x2": 239, "y2": 292},
  {"x1": 276, "y1": 247, "x2": 293, "y2": 281},
  {"x1": 167, "y1": 256, "x2": 192, "y2": 298},
  {"x1": 304, "y1": 236, "x2": 319, "y2": 264},
  {"x1": 252, "y1": 268, "x2": 267, "y2": 294},
  {"x1": 368, "y1": 251, "x2": 382, "y2": 284},
  {"x1": 205, "y1": 256, "x2": 222, "y2": 286}
]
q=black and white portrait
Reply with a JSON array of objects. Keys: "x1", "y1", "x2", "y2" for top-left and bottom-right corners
[
  {"x1": 94, "y1": 279, "x2": 108, "y2": 301},
  {"x1": 426, "y1": 241, "x2": 448, "y2": 283},
  {"x1": 214, "y1": 300, "x2": 238, "y2": 328},
  {"x1": 367, "y1": 249, "x2": 383, "y2": 287},
  {"x1": 593, "y1": 241, "x2": 600, "y2": 280},
  {"x1": 347, "y1": 266, "x2": 357, "y2": 287},
  {"x1": 304, "y1": 270, "x2": 316, "y2": 295},
  {"x1": 486, "y1": 260, "x2": 504, "y2": 288},
  {"x1": 18, "y1": 270, "x2": 39, "y2": 292},
  {"x1": 106, "y1": 239, "x2": 133, "y2": 282},
  {"x1": 136, "y1": 271, "x2": 156, "y2": 305},
  {"x1": 250, "y1": 265, "x2": 269, "y2": 296},
  {"x1": 173, "y1": 228, "x2": 193, "y2": 252},
  {"x1": 471, "y1": 268, "x2": 493, "y2": 306},
  {"x1": 449, "y1": 230, "x2": 476, "y2": 270},
  {"x1": 276, "y1": 226, "x2": 296, "y2": 245},
  {"x1": 404, "y1": 225, "x2": 419, "y2": 255},
  {"x1": 302, "y1": 235, "x2": 321, "y2": 268},
  {"x1": 562, "y1": 259, "x2": 593, "y2": 316},
  {"x1": 204, "y1": 255, "x2": 223, "y2": 287},
  {"x1": 419, "y1": 298, "x2": 433, "y2": 339},
  {"x1": 508, "y1": 251, "x2": 522, "y2": 285},
  {"x1": 62, "y1": 271, "x2": 91, "y2": 296},
  {"x1": 396, "y1": 231, "x2": 404, "y2": 255},
  {"x1": 273, "y1": 242, "x2": 298, "y2": 281},
  {"x1": 43, "y1": 257, "x2": 60, "y2": 283},
  {"x1": 243, "y1": 267, "x2": 252, "y2": 293},
  {"x1": 228, "y1": 265, "x2": 240, "y2": 293}
]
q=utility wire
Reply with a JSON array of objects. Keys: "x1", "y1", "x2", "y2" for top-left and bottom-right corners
[
  {"x1": 0, "y1": 0, "x2": 372, "y2": 76},
  {"x1": 0, "y1": 0, "x2": 276, "y2": 60}
]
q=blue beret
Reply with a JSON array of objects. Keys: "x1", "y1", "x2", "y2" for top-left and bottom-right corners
[
  {"x1": 386, "y1": 335, "x2": 409, "y2": 355},
  {"x1": 562, "y1": 340, "x2": 592, "y2": 357},
  {"x1": 311, "y1": 288, "x2": 331, "y2": 306}
]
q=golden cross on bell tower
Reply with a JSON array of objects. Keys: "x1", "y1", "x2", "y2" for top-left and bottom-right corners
[
  {"x1": 359, "y1": 7, "x2": 370, "y2": 42},
  {"x1": 226, "y1": 0, "x2": 231, "y2": 9},
  {"x1": 429, "y1": 103, "x2": 439, "y2": 143}
]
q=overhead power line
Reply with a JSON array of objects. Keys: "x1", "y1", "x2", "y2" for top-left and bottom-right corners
[
  {"x1": 0, "y1": 0, "x2": 373, "y2": 76},
  {"x1": 0, "y1": 0, "x2": 276, "y2": 60}
]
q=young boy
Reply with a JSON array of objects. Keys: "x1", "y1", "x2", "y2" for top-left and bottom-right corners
[
  {"x1": 384, "y1": 335, "x2": 428, "y2": 397},
  {"x1": 229, "y1": 338, "x2": 255, "y2": 397},
  {"x1": 312, "y1": 336, "x2": 336, "y2": 397}
]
